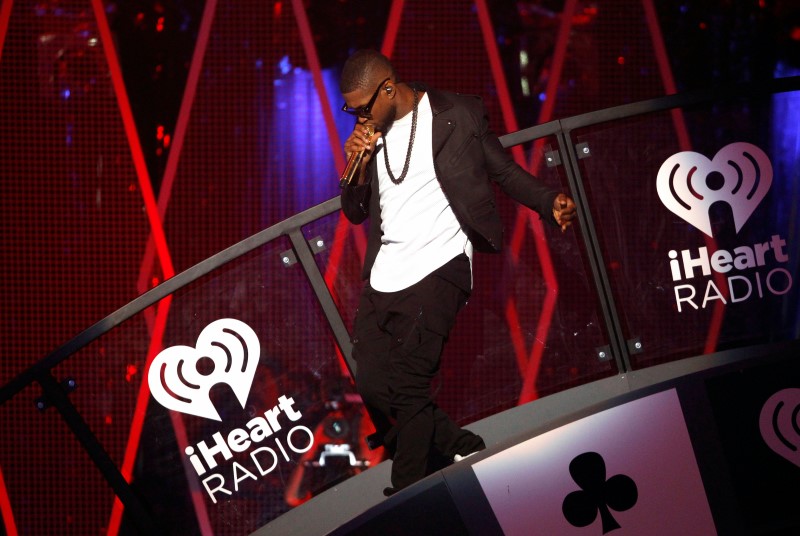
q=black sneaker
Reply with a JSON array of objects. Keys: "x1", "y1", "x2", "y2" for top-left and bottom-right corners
[{"x1": 383, "y1": 487, "x2": 398, "y2": 497}]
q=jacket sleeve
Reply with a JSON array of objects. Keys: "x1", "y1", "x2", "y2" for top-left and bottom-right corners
[
  {"x1": 475, "y1": 101, "x2": 559, "y2": 224},
  {"x1": 340, "y1": 182, "x2": 371, "y2": 224}
]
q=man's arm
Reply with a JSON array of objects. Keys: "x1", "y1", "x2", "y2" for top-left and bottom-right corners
[
  {"x1": 341, "y1": 182, "x2": 371, "y2": 224},
  {"x1": 475, "y1": 100, "x2": 576, "y2": 230},
  {"x1": 340, "y1": 123, "x2": 379, "y2": 224}
]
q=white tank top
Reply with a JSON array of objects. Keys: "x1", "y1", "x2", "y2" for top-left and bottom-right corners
[{"x1": 370, "y1": 92, "x2": 473, "y2": 292}]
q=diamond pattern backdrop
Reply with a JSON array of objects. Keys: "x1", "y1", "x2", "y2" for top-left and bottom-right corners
[{"x1": 1, "y1": 0, "x2": 794, "y2": 534}]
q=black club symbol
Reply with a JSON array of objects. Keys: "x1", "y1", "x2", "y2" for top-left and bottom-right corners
[{"x1": 562, "y1": 452, "x2": 638, "y2": 533}]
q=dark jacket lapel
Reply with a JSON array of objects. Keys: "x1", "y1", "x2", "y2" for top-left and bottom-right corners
[{"x1": 418, "y1": 85, "x2": 456, "y2": 159}]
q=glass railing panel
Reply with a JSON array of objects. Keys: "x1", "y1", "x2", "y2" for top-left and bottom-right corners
[
  {"x1": 454, "y1": 137, "x2": 617, "y2": 418},
  {"x1": 145, "y1": 237, "x2": 376, "y2": 533},
  {"x1": 302, "y1": 210, "x2": 364, "y2": 334},
  {"x1": 0, "y1": 383, "x2": 120, "y2": 535},
  {"x1": 47, "y1": 310, "x2": 201, "y2": 534},
  {"x1": 533, "y1": 136, "x2": 619, "y2": 389},
  {"x1": 28, "y1": 235, "x2": 377, "y2": 535},
  {"x1": 571, "y1": 92, "x2": 800, "y2": 368}
]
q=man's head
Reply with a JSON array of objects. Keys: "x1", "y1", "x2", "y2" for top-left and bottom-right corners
[
  {"x1": 340, "y1": 50, "x2": 399, "y2": 131},
  {"x1": 339, "y1": 49, "x2": 395, "y2": 95}
]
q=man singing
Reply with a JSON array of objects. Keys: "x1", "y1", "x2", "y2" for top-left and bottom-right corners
[{"x1": 338, "y1": 49, "x2": 576, "y2": 496}]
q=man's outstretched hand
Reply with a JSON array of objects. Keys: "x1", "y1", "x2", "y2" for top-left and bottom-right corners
[{"x1": 553, "y1": 193, "x2": 577, "y2": 232}]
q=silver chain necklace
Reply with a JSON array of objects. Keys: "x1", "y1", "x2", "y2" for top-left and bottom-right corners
[{"x1": 383, "y1": 88, "x2": 418, "y2": 185}]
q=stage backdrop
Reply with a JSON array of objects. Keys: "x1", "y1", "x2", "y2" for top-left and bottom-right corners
[{"x1": 1, "y1": 1, "x2": 798, "y2": 534}]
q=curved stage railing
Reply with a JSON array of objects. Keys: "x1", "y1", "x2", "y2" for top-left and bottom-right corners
[{"x1": 2, "y1": 77, "x2": 799, "y2": 535}]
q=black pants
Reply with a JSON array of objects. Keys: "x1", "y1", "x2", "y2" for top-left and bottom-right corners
[{"x1": 352, "y1": 255, "x2": 485, "y2": 490}]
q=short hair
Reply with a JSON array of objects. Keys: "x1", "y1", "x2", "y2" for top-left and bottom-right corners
[{"x1": 339, "y1": 49, "x2": 396, "y2": 94}]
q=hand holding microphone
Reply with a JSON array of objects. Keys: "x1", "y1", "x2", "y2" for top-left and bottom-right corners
[{"x1": 339, "y1": 125, "x2": 376, "y2": 188}]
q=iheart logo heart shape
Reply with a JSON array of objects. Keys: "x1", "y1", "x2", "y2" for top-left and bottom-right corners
[
  {"x1": 656, "y1": 142, "x2": 772, "y2": 237},
  {"x1": 759, "y1": 388, "x2": 800, "y2": 468},
  {"x1": 148, "y1": 318, "x2": 260, "y2": 421}
]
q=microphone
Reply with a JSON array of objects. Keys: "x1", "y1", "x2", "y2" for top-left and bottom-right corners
[{"x1": 339, "y1": 125, "x2": 375, "y2": 188}]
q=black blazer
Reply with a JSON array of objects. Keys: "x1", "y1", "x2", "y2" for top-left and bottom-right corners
[{"x1": 341, "y1": 85, "x2": 558, "y2": 281}]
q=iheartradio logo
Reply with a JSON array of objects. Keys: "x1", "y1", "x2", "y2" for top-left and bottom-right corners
[
  {"x1": 759, "y1": 388, "x2": 800, "y2": 468},
  {"x1": 656, "y1": 142, "x2": 772, "y2": 237},
  {"x1": 148, "y1": 319, "x2": 260, "y2": 421}
]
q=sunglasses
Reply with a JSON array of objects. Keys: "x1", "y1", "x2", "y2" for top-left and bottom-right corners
[{"x1": 341, "y1": 77, "x2": 390, "y2": 119}]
